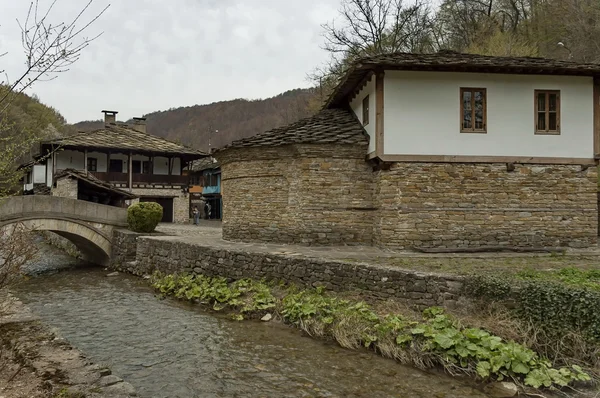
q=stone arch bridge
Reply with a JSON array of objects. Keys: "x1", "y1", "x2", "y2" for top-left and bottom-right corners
[{"x1": 0, "y1": 196, "x2": 128, "y2": 266}]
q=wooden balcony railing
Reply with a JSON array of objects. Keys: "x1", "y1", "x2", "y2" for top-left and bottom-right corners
[{"x1": 91, "y1": 172, "x2": 188, "y2": 185}]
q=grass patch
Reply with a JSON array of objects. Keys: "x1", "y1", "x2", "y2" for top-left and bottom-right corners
[
  {"x1": 515, "y1": 267, "x2": 600, "y2": 292},
  {"x1": 151, "y1": 272, "x2": 592, "y2": 391},
  {"x1": 344, "y1": 255, "x2": 600, "y2": 278}
]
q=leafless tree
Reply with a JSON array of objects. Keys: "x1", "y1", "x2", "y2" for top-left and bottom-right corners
[
  {"x1": 0, "y1": 224, "x2": 36, "y2": 291},
  {"x1": 0, "y1": 0, "x2": 108, "y2": 196},
  {"x1": 0, "y1": 1, "x2": 108, "y2": 290},
  {"x1": 0, "y1": 0, "x2": 110, "y2": 110},
  {"x1": 322, "y1": 0, "x2": 435, "y2": 60}
]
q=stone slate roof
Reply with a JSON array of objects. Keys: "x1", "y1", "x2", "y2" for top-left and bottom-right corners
[
  {"x1": 54, "y1": 168, "x2": 138, "y2": 199},
  {"x1": 219, "y1": 108, "x2": 368, "y2": 150},
  {"x1": 45, "y1": 124, "x2": 206, "y2": 157},
  {"x1": 190, "y1": 157, "x2": 220, "y2": 172},
  {"x1": 327, "y1": 51, "x2": 600, "y2": 107}
]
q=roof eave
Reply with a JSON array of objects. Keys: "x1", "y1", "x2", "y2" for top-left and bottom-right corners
[{"x1": 326, "y1": 62, "x2": 600, "y2": 108}]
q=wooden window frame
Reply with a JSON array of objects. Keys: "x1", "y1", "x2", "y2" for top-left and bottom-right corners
[
  {"x1": 362, "y1": 95, "x2": 370, "y2": 126},
  {"x1": 142, "y1": 161, "x2": 151, "y2": 174},
  {"x1": 460, "y1": 88, "x2": 487, "y2": 134},
  {"x1": 87, "y1": 157, "x2": 97, "y2": 172},
  {"x1": 534, "y1": 90, "x2": 561, "y2": 135}
]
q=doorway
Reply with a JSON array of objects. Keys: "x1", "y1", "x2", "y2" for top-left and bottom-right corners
[{"x1": 140, "y1": 197, "x2": 174, "y2": 223}]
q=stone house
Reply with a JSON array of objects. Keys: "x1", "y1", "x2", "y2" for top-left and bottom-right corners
[
  {"x1": 215, "y1": 51, "x2": 600, "y2": 250},
  {"x1": 188, "y1": 157, "x2": 222, "y2": 220},
  {"x1": 50, "y1": 168, "x2": 137, "y2": 207},
  {"x1": 24, "y1": 110, "x2": 206, "y2": 223}
]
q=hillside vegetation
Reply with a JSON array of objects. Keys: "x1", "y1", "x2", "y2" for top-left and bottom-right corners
[{"x1": 74, "y1": 88, "x2": 318, "y2": 151}]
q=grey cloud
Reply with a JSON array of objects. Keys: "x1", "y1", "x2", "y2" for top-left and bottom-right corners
[{"x1": 0, "y1": 0, "x2": 340, "y2": 122}]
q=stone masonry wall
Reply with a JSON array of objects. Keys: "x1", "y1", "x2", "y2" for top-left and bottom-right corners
[
  {"x1": 374, "y1": 163, "x2": 598, "y2": 249},
  {"x1": 127, "y1": 233, "x2": 465, "y2": 309},
  {"x1": 217, "y1": 143, "x2": 598, "y2": 249},
  {"x1": 216, "y1": 144, "x2": 374, "y2": 245},
  {"x1": 52, "y1": 177, "x2": 78, "y2": 199},
  {"x1": 130, "y1": 188, "x2": 189, "y2": 224}
]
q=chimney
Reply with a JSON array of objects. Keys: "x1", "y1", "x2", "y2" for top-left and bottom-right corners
[
  {"x1": 102, "y1": 110, "x2": 118, "y2": 125},
  {"x1": 132, "y1": 117, "x2": 147, "y2": 133}
]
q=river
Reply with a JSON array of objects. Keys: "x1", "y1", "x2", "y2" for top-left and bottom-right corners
[{"x1": 12, "y1": 265, "x2": 489, "y2": 398}]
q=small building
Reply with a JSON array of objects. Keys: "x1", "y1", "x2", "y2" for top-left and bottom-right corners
[
  {"x1": 215, "y1": 51, "x2": 600, "y2": 250},
  {"x1": 24, "y1": 110, "x2": 207, "y2": 222},
  {"x1": 52, "y1": 168, "x2": 137, "y2": 207},
  {"x1": 188, "y1": 157, "x2": 222, "y2": 220}
]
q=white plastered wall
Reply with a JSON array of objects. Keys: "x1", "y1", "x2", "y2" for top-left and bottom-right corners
[
  {"x1": 383, "y1": 71, "x2": 594, "y2": 158},
  {"x1": 350, "y1": 75, "x2": 376, "y2": 153}
]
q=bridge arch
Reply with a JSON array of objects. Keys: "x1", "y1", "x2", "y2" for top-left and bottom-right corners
[
  {"x1": 1, "y1": 218, "x2": 112, "y2": 266},
  {"x1": 0, "y1": 196, "x2": 128, "y2": 266}
]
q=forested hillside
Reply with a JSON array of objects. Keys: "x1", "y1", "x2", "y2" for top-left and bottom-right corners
[
  {"x1": 74, "y1": 88, "x2": 318, "y2": 152},
  {"x1": 0, "y1": 86, "x2": 72, "y2": 162}
]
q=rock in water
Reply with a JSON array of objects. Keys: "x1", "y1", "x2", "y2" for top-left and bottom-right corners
[
  {"x1": 106, "y1": 272, "x2": 119, "y2": 277},
  {"x1": 483, "y1": 382, "x2": 519, "y2": 397},
  {"x1": 261, "y1": 313, "x2": 272, "y2": 322}
]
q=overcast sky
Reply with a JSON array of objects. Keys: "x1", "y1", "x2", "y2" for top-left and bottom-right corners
[{"x1": 0, "y1": 0, "x2": 340, "y2": 123}]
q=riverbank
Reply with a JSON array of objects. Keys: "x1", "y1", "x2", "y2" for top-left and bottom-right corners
[
  {"x1": 110, "y1": 225, "x2": 600, "y2": 395},
  {"x1": 151, "y1": 271, "x2": 596, "y2": 396},
  {"x1": 0, "y1": 291, "x2": 137, "y2": 398},
  {"x1": 13, "y1": 267, "x2": 491, "y2": 397}
]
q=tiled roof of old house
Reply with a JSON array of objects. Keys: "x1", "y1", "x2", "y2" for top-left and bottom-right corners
[
  {"x1": 327, "y1": 51, "x2": 600, "y2": 107},
  {"x1": 190, "y1": 157, "x2": 220, "y2": 171},
  {"x1": 54, "y1": 168, "x2": 138, "y2": 199},
  {"x1": 46, "y1": 124, "x2": 206, "y2": 157},
  {"x1": 219, "y1": 108, "x2": 368, "y2": 150}
]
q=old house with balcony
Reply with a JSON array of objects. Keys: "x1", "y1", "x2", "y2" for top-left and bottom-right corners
[
  {"x1": 188, "y1": 157, "x2": 222, "y2": 220},
  {"x1": 24, "y1": 110, "x2": 206, "y2": 222}
]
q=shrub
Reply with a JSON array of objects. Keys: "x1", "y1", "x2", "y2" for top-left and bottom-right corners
[
  {"x1": 127, "y1": 202, "x2": 163, "y2": 233},
  {"x1": 464, "y1": 274, "x2": 600, "y2": 343}
]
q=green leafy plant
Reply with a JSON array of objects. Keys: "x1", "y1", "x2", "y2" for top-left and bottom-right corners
[
  {"x1": 127, "y1": 202, "x2": 163, "y2": 233},
  {"x1": 464, "y1": 274, "x2": 600, "y2": 343},
  {"x1": 150, "y1": 272, "x2": 592, "y2": 390}
]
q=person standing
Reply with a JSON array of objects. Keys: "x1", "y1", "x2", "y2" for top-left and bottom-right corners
[
  {"x1": 192, "y1": 206, "x2": 200, "y2": 225},
  {"x1": 205, "y1": 201, "x2": 212, "y2": 220}
]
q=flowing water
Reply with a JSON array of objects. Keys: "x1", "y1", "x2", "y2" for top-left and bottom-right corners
[{"x1": 12, "y1": 266, "x2": 489, "y2": 398}]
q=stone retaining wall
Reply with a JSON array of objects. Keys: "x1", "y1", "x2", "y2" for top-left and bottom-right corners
[
  {"x1": 110, "y1": 229, "x2": 164, "y2": 272},
  {"x1": 121, "y1": 231, "x2": 466, "y2": 309}
]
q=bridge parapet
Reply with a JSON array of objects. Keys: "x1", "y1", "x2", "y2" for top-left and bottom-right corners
[
  {"x1": 0, "y1": 196, "x2": 127, "y2": 226},
  {"x1": 0, "y1": 196, "x2": 128, "y2": 266}
]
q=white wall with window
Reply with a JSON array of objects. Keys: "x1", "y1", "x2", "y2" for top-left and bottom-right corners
[
  {"x1": 56, "y1": 150, "x2": 85, "y2": 170},
  {"x1": 153, "y1": 156, "x2": 181, "y2": 175},
  {"x1": 383, "y1": 71, "x2": 594, "y2": 158},
  {"x1": 350, "y1": 75, "x2": 376, "y2": 153}
]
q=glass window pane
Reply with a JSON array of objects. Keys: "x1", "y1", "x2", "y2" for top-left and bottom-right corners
[
  {"x1": 474, "y1": 91, "x2": 484, "y2": 105},
  {"x1": 463, "y1": 110, "x2": 472, "y2": 129},
  {"x1": 549, "y1": 94, "x2": 557, "y2": 112},
  {"x1": 475, "y1": 109, "x2": 484, "y2": 130},
  {"x1": 537, "y1": 112, "x2": 546, "y2": 131},
  {"x1": 537, "y1": 93, "x2": 546, "y2": 112},
  {"x1": 549, "y1": 112, "x2": 557, "y2": 131},
  {"x1": 463, "y1": 91, "x2": 472, "y2": 110}
]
